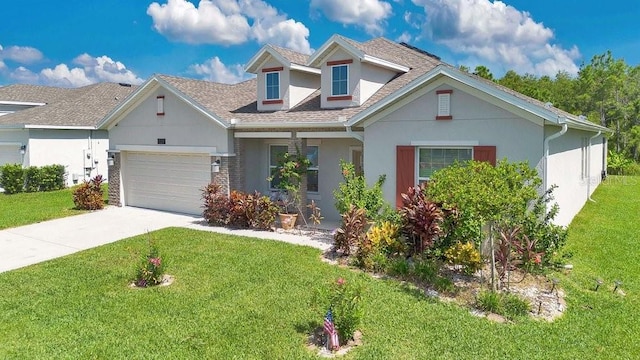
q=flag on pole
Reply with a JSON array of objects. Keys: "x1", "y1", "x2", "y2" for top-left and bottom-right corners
[{"x1": 324, "y1": 308, "x2": 340, "y2": 350}]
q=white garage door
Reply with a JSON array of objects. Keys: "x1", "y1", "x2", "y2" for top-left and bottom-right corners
[
  {"x1": 123, "y1": 152, "x2": 211, "y2": 215},
  {"x1": 0, "y1": 144, "x2": 22, "y2": 166}
]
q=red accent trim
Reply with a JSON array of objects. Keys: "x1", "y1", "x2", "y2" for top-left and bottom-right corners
[
  {"x1": 327, "y1": 59, "x2": 353, "y2": 66},
  {"x1": 262, "y1": 67, "x2": 284, "y2": 73},
  {"x1": 396, "y1": 146, "x2": 415, "y2": 208},
  {"x1": 436, "y1": 89, "x2": 453, "y2": 94},
  {"x1": 262, "y1": 99, "x2": 283, "y2": 105},
  {"x1": 327, "y1": 95, "x2": 352, "y2": 101},
  {"x1": 436, "y1": 115, "x2": 453, "y2": 120},
  {"x1": 473, "y1": 145, "x2": 497, "y2": 166}
]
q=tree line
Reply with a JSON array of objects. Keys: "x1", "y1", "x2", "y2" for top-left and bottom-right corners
[{"x1": 461, "y1": 52, "x2": 640, "y2": 163}]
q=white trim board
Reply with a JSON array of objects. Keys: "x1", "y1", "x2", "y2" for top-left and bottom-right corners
[
  {"x1": 410, "y1": 140, "x2": 479, "y2": 147},
  {"x1": 234, "y1": 132, "x2": 291, "y2": 138},
  {"x1": 116, "y1": 145, "x2": 217, "y2": 154},
  {"x1": 297, "y1": 131, "x2": 362, "y2": 138}
]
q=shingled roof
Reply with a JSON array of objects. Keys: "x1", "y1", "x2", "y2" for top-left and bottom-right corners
[
  {"x1": 156, "y1": 37, "x2": 443, "y2": 125},
  {"x1": 0, "y1": 82, "x2": 137, "y2": 128}
]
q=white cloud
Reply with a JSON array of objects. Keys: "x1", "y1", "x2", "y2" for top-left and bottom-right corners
[
  {"x1": 410, "y1": 0, "x2": 580, "y2": 76},
  {"x1": 0, "y1": 45, "x2": 43, "y2": 64},
  {"x1": 147, "y1": 0, "x2": 311, "y2": 53},
  {"x1": 7, "y1": 54, "x2": 143, "y2": 87},
  {"x1": 310, "y1": 0, "x2": 393, "y2": 34},
  {"x1": 190, "y1": 56, "x2": 254, "y2": 84},
  {"x1": 396, "y1": 31, "x2": 412, "y2": 43}
]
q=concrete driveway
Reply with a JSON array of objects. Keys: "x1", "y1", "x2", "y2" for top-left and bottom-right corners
[
  {"x1": 0, "y1": 206, "x2": 199, "y2": 273},
  {"x1": 0, "y1": 206, "x2": 334, "y2": 274}
]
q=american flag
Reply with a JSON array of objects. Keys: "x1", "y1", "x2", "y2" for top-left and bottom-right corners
[{"x1": 324, "y1": 308, "x2": 340, "y2": 350}]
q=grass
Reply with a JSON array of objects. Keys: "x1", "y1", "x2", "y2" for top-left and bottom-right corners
[
  {"x1": 0, "y1": 177, "x2": 638, "y2": 358},
  {"x1": 0, "y1": 184, "x2": 108, "y2": 230}
]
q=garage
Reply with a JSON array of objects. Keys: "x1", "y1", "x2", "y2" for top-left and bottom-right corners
[
  {"x1": 122, "y1": 151, "x2": 211, "y2": 215},
  {"x1": 0, "y1": 144, "x2": 22, "y2": 166}
]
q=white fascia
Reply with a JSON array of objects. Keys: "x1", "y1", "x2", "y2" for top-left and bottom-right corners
[
  {"x1": 0, "y1": 101, "x2": 46, "y2": 106},
  {"x1": 362, "y1": 55, "x2": 409, "y2": 73}
]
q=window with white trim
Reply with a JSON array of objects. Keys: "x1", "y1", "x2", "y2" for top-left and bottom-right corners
[
  {"x1": 307, "y1": 146, "x2": 319, "y2": 192},
  {"x1": 331, "y1": 65, "x2": 349, "y2": 96},
  {"x1": 418, "y1": 148, "x2": 472, "y2": 183},
  {"x1": 265, "y1": 72, "x2": 280, "y2": 100},
  {"x1": 269, "y1": 145, "x2": 287, "y2": 190}
]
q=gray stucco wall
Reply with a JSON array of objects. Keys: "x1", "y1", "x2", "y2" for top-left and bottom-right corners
[
  {"x1": 364, "y1": 84, "x2": 544, "y2": 209},
  {"x1": 109, "y1": 87, "x2": 230, "y2": 152}
]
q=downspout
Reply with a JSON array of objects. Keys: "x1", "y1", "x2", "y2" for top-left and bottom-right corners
[
  {"x1": 587, "y1": 131, "x2": 602, "y2": 202},
  {"x1": 543, "y1": 122, "x2": 568, "y2": 194}
]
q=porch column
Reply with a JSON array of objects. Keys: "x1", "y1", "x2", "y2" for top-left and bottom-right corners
[
  {"x1": 107, "y1": 152, "x2": 121, "y2": 206},
  {"x1": 228, "y1": 137, "x2": 245, "y2": 192}
]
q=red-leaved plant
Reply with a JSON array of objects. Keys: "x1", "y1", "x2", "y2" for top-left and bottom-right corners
[
  {"x1": 399, "y1": 185, "x2": 444, "y2": 255},
  {"x1": 202, "y1": 183, "x2": 228, "y2": 226},
  {"x1": 134, "y1": 236, "x2": 166, "y2": 288},
  {"x1": 334, "y1": 205, "x2": 368, "y2": 255},
  {"x1": 73, "y1": 175, "x2": 105, "y2": 210}
]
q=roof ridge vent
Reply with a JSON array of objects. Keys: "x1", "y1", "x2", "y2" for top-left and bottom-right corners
[
  {"x1": 398, "y1": 42, "x2": 441, "y2": 61},
  {"x1": 118, "y1": 83, "x2": 132, "y2": 87}
]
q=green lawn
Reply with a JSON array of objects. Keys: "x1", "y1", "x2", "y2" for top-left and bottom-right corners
[
  {"x1": 0, "y1": 178, "x2": 638, "y2": 358},
  {"x1": 0, "y1": 184, "x2": 108, "y2": 230}
]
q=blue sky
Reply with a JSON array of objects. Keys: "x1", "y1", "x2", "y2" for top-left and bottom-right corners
[{"x1": 1, "y1": 0, "x2": 638, "y2": 87}]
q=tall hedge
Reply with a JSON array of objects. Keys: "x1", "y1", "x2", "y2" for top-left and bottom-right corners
[{"x1": 0, "y1": 163, "x2": 66, "y2": 194}]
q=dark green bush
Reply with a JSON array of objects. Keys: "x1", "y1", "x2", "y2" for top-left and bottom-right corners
[
  {"x1": 23, "y1": 166, "x2": 42, "y2": 192},
  {"x1": 40, "y1": 164, "x2": 66, "y2": 191},
  {"x1": 0, "y1": 164, "x2": 24, "y2": 194},
  {"x1": 334, "y1": 160, "x2": 387, "y2": 220}
]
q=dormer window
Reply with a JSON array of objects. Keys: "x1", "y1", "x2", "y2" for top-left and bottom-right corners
[
  {"x1": 261, "y1": 66, "x2": 284, "y2": 105},
  {"x1": 331, "y1": 65, "x2": 348, "y2": 96},
  {"x1": 265, "y1": 72, "x2": 280, "y2": 100}
]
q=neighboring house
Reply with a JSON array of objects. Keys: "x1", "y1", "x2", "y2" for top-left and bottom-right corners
[
  {"x1": 99, "y1": 35, "x2": 610, "y2": 226},
  {"x1": 0, "y1": 83, "x2": 136, "y2": 186}
]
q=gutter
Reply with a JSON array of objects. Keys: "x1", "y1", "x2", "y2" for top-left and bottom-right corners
[
  {"x1": 345, "y1": 125, "x2": 364, "y2": 142},
  {"x1": 587, "y1": 131, "x2": 602, "y2": 202},
  {"x1": 543, "y1": 121, "x2": 568, "y2": 194}
]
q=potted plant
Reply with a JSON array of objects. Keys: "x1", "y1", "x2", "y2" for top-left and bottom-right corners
[{"x1": 267, "y1": 147, "x2": 311, "y2": 230}]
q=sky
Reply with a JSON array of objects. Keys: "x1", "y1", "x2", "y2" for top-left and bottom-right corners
[{"x1": 0, "y1": 0, "x2": 638, "y2": 87}]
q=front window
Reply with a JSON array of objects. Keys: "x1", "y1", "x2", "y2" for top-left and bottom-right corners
[
  {"x1": 265, "y1": 72, "x2": 280, "y2": 100},
  {"x1": 269, "y1": 145, "x2": 288, "y2": 189},
  {"x1": 307, "y1": 146, "x2": 319, "y2": 192},
  {"x1": 418, "y1": 148, "x2": 472, "y2": 183},
  {"x1": 331, "y1": 65, "x2": 348, "y2": 96}
]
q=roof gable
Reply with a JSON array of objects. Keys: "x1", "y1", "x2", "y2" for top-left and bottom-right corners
[{"x1": 245, "y1": 45, "x2": 319, "y2": 75}]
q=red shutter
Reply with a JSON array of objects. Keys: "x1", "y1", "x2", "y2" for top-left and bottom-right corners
[
  {"x1": 473, "y1": 146, "x2": 496, "y2": 166},
  {"x1": 396, "y1": 146, "x2": 415, "y2": 208}
]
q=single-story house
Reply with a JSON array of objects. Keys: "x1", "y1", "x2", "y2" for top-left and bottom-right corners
[
  {"x1": 0, "y1": 83, "x2": 136, "y2": 186},
  {"x1": 99, "y1": 35, "x2": 610, "y2": 226}
]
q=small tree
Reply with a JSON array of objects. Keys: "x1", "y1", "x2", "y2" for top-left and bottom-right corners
[
  {"x1": 267, "y1": 146, "x2": 311, "y2": 216},
  {"x1": 333, "y1": 160, "x2": 387, "y2": 220}
]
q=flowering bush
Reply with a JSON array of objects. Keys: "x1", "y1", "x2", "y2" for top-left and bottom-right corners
[
  {"x1": 134, "y1": 238, "x2": 166, "y2": 288},
  {"x1": 312, "y1": 277, "x2": 364, "y2": 344},
  {"x1": 444, "y1": 242, "x2": 483, "y2": 275}
]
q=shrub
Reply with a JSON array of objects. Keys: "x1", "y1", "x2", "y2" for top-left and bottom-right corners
[
  {"x1": 23, "y1": 166, "x2": 42, "y2": 192},
  {"x1": 133, "y1": 237, "x2": 166, "y2": 288},
  {"x1": 39, "y1": 164, "x2": 66, "y2": 191},
  {"x1": 72, "y1": 175, "x2": 105, "y2": 210},
  {"x1": 334, "y1": 205, "x2": 368, "y2": 255},
  {"x1": 313, "y1": 277, "x2": 364, "y2": 344},
  {"x1": 386, "y1": 257, "x2": 410, "y2": 276},
  {"x1": 0, "y1": 163, "x2": 24, "y2": 194},
  {"x1": 202, "y1": 184, "x2": 278, "y2": 230},
  {"x1": 427, "y1": 159, "x2": 566, "y2": 260},
  {"x1": 334, "y1": 160, "x2": 387, "y2": 220},
  {"x1": 245, "y1": 191, "x2": 278, "y2": 230},
  {"x1": 444, "y1": 242, "x2": 483, "y2": 275},
  {"x1": 368, "y1": 221, "x2": 406, "y2": 256},
  {"x1": 399, "y1": 185, "x2": 444, "y2": 255},
  {"x1": 202, "y1": 183, "x2": 228, "y2": 226}
]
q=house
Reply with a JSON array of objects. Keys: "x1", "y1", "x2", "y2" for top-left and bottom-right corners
[
  {"x1": 99, "y1": 35, "x2": 610, "y2": 226},
  {"x1": 0, "y1": 83, "x2": 136, "y2": 186}
]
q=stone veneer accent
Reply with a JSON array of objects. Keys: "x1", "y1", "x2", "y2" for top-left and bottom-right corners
[
  {"x1": 211, "y1": 156, "x2": 230, "y2": 195},
  {"x1": 107, "y1": 152, "x2": 121, "y2": 206},
  {"x1": 228, "y1": 137, "x2": 245, "y2": 192}
]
